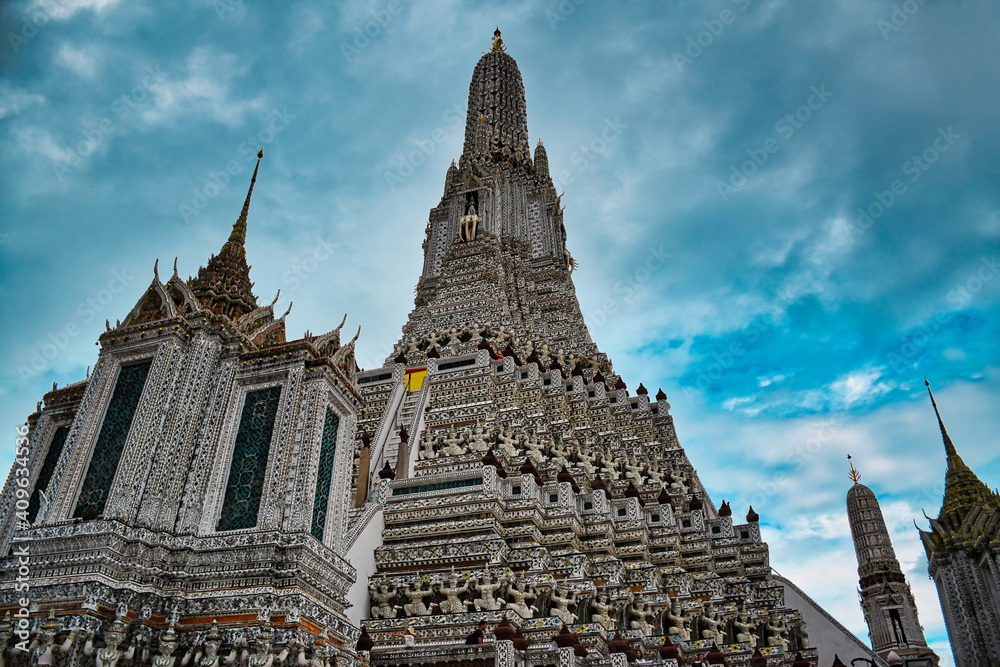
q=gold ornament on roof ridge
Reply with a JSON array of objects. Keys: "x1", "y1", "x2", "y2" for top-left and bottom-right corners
[
  {"x1": 848, "y1": 454, "x2": 862, "y2": 483},
  {"x1": 491, "y1": 27, "x2": 506, "y2": 52}
]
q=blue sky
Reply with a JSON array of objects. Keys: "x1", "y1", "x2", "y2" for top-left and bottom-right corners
[{"x1": 3, "y1": 0, "x2": 999, "y2": 662}]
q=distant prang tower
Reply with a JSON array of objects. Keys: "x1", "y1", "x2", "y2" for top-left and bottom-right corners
[{"x1": 846, "y1": 456, "x2": 939, "y2": 666}]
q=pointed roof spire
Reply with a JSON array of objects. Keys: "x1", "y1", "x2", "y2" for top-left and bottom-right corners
[
  {"x1": 925, "y1": 379, "x2": 958, "y2": 460},
  {"x1": 226, "y1": 148, "x2": 263, "y2": 257},
  {"x1": 925, "y1": 379, "x2": 998, "y2": 517},
  {"x1": 188, "y1": 149, "x2": 263, "y2": 320}
]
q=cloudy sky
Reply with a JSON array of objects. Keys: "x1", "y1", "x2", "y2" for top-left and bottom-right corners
[{"x1": 3, "y1": 0, "x2": 999, "y2": 661}]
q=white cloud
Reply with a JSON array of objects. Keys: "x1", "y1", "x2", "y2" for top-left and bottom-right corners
[
  {"x1": 784, "y1": 512, "x2": 852, "y2": 540},
  {"x1": 55, "y1": 43, "x2": 101, "y2": 78},
  {"x1": 758, "y1": 373, "x2": 786, "y2": 387},
  {"x1": 11, "y1": 125, "x2": 78, "y2": 164},
  {"x1": 26, "y1": 0, "x2": 122, "y2": 20},
  {"x1": 829, "y1": 366, "x2": 895, "y2": 408},
  {"x1": 141, "y1": 48, "x2": 266, "y2": 127},
  {"x1": 0, "y1": 85, "x2": 45, "y2": 120},
  {"x1": 722, "y1": 395, "x2": 762, "y2": 417}
]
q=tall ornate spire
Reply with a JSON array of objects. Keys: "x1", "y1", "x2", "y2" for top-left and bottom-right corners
[
  {"x1": 225, "y1": 148, "x2": 263, "y2": 258},
  {"x1": 189, "y1": 150, "x2": 263, "y2": 320},
  {"x1": 460, "y1": 29, "x2": 531, "y2": 171},
  {"x1": 925, "y1": 379, "x2": 995, "y2": 517}
]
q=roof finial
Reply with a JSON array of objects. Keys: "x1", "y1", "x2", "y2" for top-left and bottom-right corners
[
  {"x1": 925, "y1": 379, "x2": 958, "y2": 459},
  {"x1": 228, "y1": 148, "x2": 263, "y2": 251},
  {"x1": 847, "y1": 454, "x2": 861, "y2": 484},
  {"x1": 491, "y1": 27, "x2": 506, "y2": 52}
]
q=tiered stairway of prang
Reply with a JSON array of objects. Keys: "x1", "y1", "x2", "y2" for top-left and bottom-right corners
[
  {"x1": 347, "y1": 31, "x2": 815, "y2": 665},
  {"x1": 351, "y1": 337, "x2": 811, "y2": 664}
]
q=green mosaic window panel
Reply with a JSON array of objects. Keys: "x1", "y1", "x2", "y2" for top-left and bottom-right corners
[
  {"x1": 73, "y1": 360, "x2": 152, "y2": 519},
  {"x1": 28, "y1": 426, "x2": 69, "y2": 523},
  {"x1": 217, "y1": 386, "x2": 282, "y2": 532},
  {"x1": 310, "y1": 408, "x2": 340, "y2": 540}
]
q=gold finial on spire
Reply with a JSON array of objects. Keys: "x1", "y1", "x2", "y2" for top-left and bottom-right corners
[
  {"x1": 537, "y1": 138, "x2": 543, "y2": 146},
  {"x1": 848, "y1": 454, "x2": 862, "y2": 483},
  {"x1": 491, "y1": 27, "x2": 506, "y2": 52}
]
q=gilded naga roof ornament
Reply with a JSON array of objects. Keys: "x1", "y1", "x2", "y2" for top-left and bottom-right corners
[
  {"x1": 491, "y1": 27, "x2": 506, "y2": 52},
  {"x1": 847, "y1": 454, "x2": 861, "y2": 484}
]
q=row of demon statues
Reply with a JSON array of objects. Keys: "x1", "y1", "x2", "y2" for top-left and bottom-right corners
[
  {"x1": 391, "y1": 326, "x2": 601, "y2": 371},
  {"x1": 1, "y1": 612, "x2": 337, "y2": 667},
  {"x1": 368, "y1": 571, "x2": 807, "y2": 651},
  {"x1": 416, "y1": 424, "x2": 692, "y2": 492}
]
